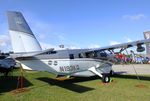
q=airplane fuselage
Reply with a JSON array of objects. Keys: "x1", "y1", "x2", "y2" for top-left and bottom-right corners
[{"x1": 18, "y1": 49, "x2": 113, "y2": 77}]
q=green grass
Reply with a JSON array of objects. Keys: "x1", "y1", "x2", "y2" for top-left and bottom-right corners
[{"x1": 0, "y1": 70, "x2": 150, "y2": 101}]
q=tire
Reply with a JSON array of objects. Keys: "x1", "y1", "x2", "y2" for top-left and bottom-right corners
[{"x1": 102, "y1": 75, "x2": 110, "y2": 83}]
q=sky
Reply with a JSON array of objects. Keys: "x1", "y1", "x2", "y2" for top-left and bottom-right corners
[{"x1": 0, "y1": 0, "x2": 150, "y2": 52}]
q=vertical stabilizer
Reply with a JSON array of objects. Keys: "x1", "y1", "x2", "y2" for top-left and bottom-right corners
[{"x1": 7, "y1": 11, "x2": 42, "y2": 53}]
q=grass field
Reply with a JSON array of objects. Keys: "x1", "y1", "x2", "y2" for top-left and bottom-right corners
[{"x1": 0, "y1": 69, "x2": 150, "y2": 101}]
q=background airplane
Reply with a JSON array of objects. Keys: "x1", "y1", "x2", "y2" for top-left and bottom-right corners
[
  {"x1": 7, "y1": 11, "x2": 150, "y2": 83},
  {"x1": 0, "y1": 54, "x2": 16, "y2": 76}
]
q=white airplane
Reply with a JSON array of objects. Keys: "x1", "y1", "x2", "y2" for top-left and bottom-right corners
[
  {"x1": 7, "y1": 11, "x2": 150, "y2": 83},
  {"x1": 0, "y1": 55, "x2": 16, "y2": 76}
]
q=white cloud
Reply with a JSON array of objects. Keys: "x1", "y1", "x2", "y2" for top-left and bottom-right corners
[
  {"x1": 24, "y1": 12, "x2": 69, "y2": 46},
  {"x1": 68, "y1": 46, "x2": 81, "y2": 49},
  {"x1": 40, "y1": 42, "x2": 59, "y2": 50},
  {"x1": 110, "y1": 41, "x2": 120, "y2": 45},
  {"x1": 110, "y1": 36, "x2": 133, "y2": 46},
  {"x1": 38, "y1": 34, "x2": 46, "y2": 40},
  {"x1": 124, "y1": 36, "x2": 132, "y2": 42},
  {"x1": 123, "y1": 14, "x2": 146, "y2": 21},
  {"x1": 26, "y1": 18, "x2": 53, "y2": 40},
  {"x1": 88, "y1": 44, "x2": 100, "y2": 49},
  {"x1": 52, "y1": 32, "x2": 67, "y2": 44},
  {"x1": 0, "y1": 34, "x2": 11, "y2": 52},
  {"x1": 0, "y1": 22, "x2": 12, "y2": 52},
  {"x1": 0, "y1": 35, "x2": 8, "y2": 46},
  {"x1": 40, "y1": 41, "x2": 81, "y2": 50}
]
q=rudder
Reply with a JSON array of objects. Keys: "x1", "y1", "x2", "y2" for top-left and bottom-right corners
[{"x1": 7, "y1": 11, "x2": 42, "y2": 53}]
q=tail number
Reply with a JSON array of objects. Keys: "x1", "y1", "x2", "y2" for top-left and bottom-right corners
[{"x1": 60, "y1": 65, "x2": 79, "y2": 72}]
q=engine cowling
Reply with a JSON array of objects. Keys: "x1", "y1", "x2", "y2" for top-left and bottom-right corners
[{"x1": 136, "y1": 44, "x2": 145, "y2": 52}]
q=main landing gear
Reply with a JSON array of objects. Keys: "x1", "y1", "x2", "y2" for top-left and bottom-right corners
[
  {"x1": 102, "y1": 74, "x2": 110, "y2": 83},
  {"x1": 88, "y1": 66, "x2": 111, "y2": 83}
]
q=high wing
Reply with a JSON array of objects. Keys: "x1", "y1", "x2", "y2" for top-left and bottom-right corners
[
  {"x1": 11, "y1": 38, "x2": 150, "y2": 58},
  {"x1": 87, "y1": 38, "x2": 150, "y2": 53}
]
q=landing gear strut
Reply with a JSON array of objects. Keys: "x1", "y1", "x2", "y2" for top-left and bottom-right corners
[
  {"x1": 109, "y1": 70, "x2": 114, "y2": 76},
  {"x1": 88, "y1": 67, "x2": 111, "y2": 83}
]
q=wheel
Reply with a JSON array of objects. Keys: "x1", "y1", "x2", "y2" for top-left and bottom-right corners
[{"x1": 102, "y1": 75, "x2": 110, "y2": 83}]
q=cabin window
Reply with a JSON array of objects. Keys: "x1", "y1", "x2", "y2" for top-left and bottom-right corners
[
  {"x1": 46, "y1": 51, "x2": 57, "y2": 54},
  {"x1": 93, "y1": 51, "x2": 98, "y2": 57},
  {"x1": 69, "y1": 54, "x2": 74, "y2": 59},
  {"x1": 86, "y1": 53, "x2": 92, "y2": 58},
  {"x1": 78, "y1": 53, "x2": 84, "y2": 58},
  {"x1": 85, "y1": 52, "x2": 97, "y2": 58},
  {"x1": 99, "y1": 51, "x2": 107, "y2": 57}
]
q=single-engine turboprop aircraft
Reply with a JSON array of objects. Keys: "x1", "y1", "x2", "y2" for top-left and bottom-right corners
[{"x1": 7, "y1": 11, "x2": 150, "y2": 83}]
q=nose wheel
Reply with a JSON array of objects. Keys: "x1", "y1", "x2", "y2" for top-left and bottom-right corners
[{"x1": 102, "y1": 75, "x2": 110, "y2": 83}]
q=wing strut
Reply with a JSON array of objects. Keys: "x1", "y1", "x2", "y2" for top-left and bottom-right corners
[{"x1": 88, "y1": 66, "x2": 103, "y2": 78}]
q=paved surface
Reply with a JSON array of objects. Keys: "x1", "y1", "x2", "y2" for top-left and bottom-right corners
[{"x1": 112, "y1": 64, "x2": 150, "y2": 75}]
